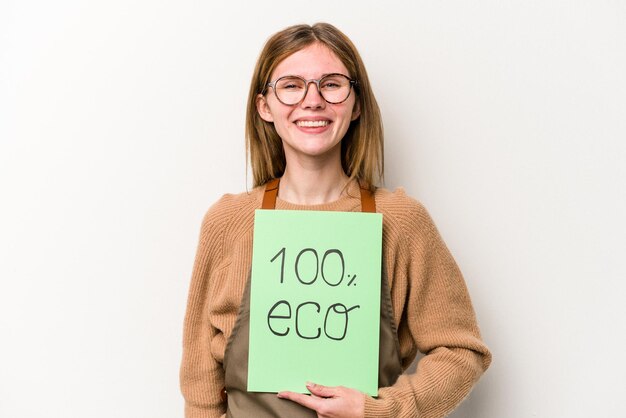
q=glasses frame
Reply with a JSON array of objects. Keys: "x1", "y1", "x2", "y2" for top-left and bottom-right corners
[{"x1": 264, "y1": 73, "x2": 358, "y2": 106}]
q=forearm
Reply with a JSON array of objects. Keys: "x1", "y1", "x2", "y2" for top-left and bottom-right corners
[
  {"x1": 180, "y1": 273, "x2": 227, "y2": 418},
  {"x1": 363, "y1": 344, "x2": 489, "y2": 418},
  {"x1": 181, "y1": 353, "x2": 226, "y2": 418}
]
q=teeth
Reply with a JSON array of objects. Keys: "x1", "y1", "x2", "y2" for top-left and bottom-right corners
[{"x1": 296, "y1": 120, "x2": 329, "y2": 127}]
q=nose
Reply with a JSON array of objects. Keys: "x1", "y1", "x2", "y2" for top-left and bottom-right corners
[{"x1": 300, "y1": 81, "x2": 325, "y2": 108}]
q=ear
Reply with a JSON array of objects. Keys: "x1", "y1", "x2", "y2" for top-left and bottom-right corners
[
  {"x1": 350, "y1": 99, "x2": 361, "y2": 121},
  {"x1": 256, "y1": 94, "x2": 274, "y2": 123}
]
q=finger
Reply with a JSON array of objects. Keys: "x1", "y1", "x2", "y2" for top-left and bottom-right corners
[
  {"x1": 309, "y1": 392, "x2": 323, "y2": 400},
  {"x1": 277, "y1": 391, "x2": 322, "y2": 412},
  {"x1": 306, "y1": 382, "x2": 338, "y2": 398}
]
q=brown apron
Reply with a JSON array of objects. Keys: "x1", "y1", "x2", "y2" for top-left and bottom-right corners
[{"x1": 223, "y1": 179, "x2": 403, "y2": 417}]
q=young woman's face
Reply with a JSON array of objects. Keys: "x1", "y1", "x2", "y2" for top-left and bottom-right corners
[{"x1": 256, "y1": 43, "x2": 360, "y2": 165}]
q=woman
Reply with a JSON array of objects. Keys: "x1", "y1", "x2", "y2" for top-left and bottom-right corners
[{"x1": 181, "y1": 23, "x2": 491, "y2": 418}]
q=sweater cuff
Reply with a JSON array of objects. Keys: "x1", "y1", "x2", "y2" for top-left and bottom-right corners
[{"x1": 363, "y1": 393, "x2": 399, "y2": 418}]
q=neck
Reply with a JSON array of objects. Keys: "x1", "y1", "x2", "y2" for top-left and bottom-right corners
[{"x1": 279, "y1": 163, "x2": 349, "y2": 205}]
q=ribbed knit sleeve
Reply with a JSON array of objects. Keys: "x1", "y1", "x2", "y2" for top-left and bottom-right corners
[
  {"x1": 364, "y1": 195, "x2": 492, "y2": 418},
  {"x1": 180, "y1": 201, "x2": 229, "y2": 418}
]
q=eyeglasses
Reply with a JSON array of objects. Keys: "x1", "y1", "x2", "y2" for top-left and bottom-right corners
[{"x1": 265, "y1": 73, "x2": 357, "y2": 106}]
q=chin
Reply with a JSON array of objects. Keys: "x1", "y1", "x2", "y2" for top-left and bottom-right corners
[{"x1": 299, "y1": 142, "x2": 342, "y2": 157}]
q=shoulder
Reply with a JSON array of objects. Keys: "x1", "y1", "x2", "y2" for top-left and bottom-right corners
[
  {"x1": 374, "y1": 186, "x2": 438, "y2": 241},
  {"x1": 375, "y1": 186, "x2": 433, "y2": 224},
  {"x1": 198, "y1": 185, "x2": 265, "y2": 240}
]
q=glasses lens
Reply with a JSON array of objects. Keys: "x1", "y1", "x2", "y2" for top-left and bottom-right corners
[
  {"x1": 275, "y1": 76, "x2": 306, "y2": 105},
  {"x1": 319, "y1": 74, "x2": 351, "y2": 104}
]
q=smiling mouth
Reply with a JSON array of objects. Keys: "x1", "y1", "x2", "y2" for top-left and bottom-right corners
[{"x1": 295, "y1": 120, "x2": 330, "y2": 127}]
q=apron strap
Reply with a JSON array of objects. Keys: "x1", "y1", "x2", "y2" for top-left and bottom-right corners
[
  {"x1": 261, "y1": 178, "x2": 280, "y2": 209},
  {"x1": 261, "y1": 178, "x2": 376, "y2": 212},
  {"x1": 359, "y1": 182, "x2": 376, "y2": 213}
]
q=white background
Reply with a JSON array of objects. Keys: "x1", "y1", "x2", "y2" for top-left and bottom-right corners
[{"x1": 1, "y1": 1, "x2": 625, "y2": 417}]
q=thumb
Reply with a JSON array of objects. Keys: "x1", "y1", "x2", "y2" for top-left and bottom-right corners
[{"x1": 306, "y1": 382, "x2": 337, "y2": 398}]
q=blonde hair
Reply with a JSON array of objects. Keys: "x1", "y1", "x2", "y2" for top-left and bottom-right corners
[{"x1": 245, "y1": 23, "x2": 384, "y2": 191}]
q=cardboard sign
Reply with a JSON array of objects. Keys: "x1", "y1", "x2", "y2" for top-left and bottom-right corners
[{"x1": 248, "y1": 209, "x2": 383, "y2": 396}]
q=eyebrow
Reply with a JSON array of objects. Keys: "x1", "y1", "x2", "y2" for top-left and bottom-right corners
[{"x1": 272, "y1": 73, "x2": 350, "y2": 80}]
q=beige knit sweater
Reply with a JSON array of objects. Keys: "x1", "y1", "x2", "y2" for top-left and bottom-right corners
[{"x1": 180, "y1": 180, "x2": 491, "y2": 418}]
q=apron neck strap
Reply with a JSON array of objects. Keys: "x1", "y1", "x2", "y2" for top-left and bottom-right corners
[
  {"x1": 261, "y1": 178, "x2": 280, "y2": 210},
  {"x1": 261, "y1": 178, "x2": 376, "y2": 213}
]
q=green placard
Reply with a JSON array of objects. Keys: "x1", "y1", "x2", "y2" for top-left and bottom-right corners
[{"x1": 248, "y1": 209, "x2": 382, "y2": 396}]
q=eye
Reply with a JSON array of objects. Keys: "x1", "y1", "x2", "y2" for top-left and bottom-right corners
[
  {"x1": 277, "y1": 77, "x2": 305, "y2": 91},
  {"x1": 321, "y1": 76, "x2": 347, "y2": 90}
]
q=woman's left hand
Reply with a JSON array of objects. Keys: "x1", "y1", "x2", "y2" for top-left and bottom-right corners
[{"x1": 277, "y1": 382, "x2": 365, "y2": 418}]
